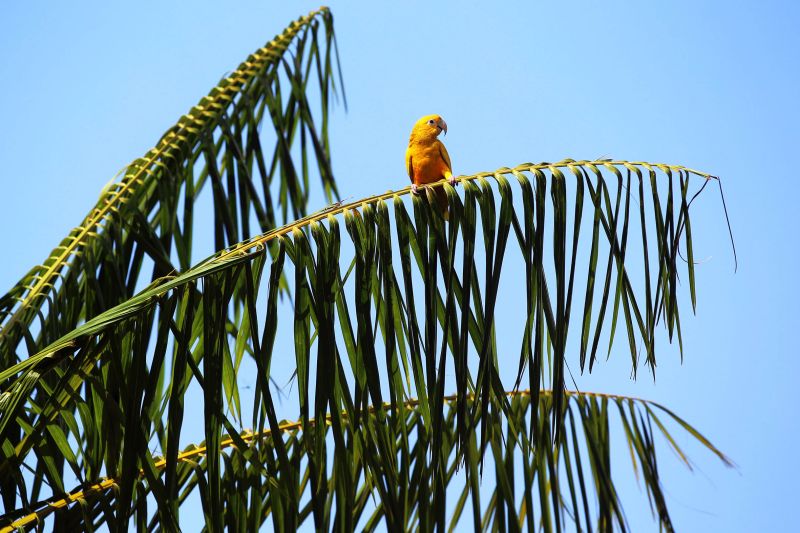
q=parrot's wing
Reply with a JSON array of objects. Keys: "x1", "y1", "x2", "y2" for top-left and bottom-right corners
[
  {"x1": 406, "y1": 149, "x2": 415, "y2": 183},
  {"x1": 437, "y1": 141, "x2": 452, "y2": 172}
]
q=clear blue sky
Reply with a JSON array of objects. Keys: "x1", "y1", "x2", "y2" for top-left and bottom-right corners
[{"x1": 2, "y1": 1, "x2": 798, "y2": 531}]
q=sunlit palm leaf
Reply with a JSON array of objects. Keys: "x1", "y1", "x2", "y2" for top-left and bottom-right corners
[{"x1": 0, "y1": 159, "x2": 720, "y2": 530}]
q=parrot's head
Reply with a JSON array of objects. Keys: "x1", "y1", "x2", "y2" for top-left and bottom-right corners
[{"x1": 411, "y1": 114, "x2": 447, "y2": 141}]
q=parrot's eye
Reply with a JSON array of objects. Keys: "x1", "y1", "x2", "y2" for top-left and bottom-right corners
[{"x1": 427, "y1": 119, "x2": 435, "y2": 125}]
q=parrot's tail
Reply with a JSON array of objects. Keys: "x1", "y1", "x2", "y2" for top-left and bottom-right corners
[{"x1": 434, "y1": 187, "x2": 449, "y2": 221}]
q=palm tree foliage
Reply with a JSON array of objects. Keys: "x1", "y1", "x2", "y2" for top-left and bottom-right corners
[
  {"x1": 0, "y1": 7, "x2": 731, "y2": 532},
  {"x1": 2, "y1": 391, "x2": 729, "y2": 532},
  {"x1": 0, "y1": 6, "x2": 342, "y2": 364}
]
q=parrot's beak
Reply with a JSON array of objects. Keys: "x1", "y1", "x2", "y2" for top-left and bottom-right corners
[{"x1": 438, "y1": 118, "x2": 448, "y2": 136}]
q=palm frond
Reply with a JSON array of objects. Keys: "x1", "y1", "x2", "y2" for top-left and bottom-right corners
[
  {"x1": 0, "y1": 390, "x2": 731, "y2": 532},
  {"x1": 0, "y1": 6, "x2": 342, "y2": 364},
  {"x1": 0, "y1": 6, "x2": 343, "y2": 521},
  {"x1": 0, "y1": 159, "x2": 720, "y2": 530}
]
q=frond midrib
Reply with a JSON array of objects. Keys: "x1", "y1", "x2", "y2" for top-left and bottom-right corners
[{"x1": 0, "y1": 158, "x2": 713, "y2": 384}]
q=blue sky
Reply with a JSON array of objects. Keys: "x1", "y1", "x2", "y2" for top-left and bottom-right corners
[{"x1": 2, "y1": 1, "x2": 799, "y2": 531}]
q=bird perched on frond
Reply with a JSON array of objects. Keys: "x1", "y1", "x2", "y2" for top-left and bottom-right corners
[{"x1": 406, "y1": 114, "x2": 457, "y2": 219}]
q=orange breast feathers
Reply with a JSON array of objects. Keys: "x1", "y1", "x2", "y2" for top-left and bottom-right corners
[{"x1": 405, "y1": 114, "x2": 457, "y2": 218}]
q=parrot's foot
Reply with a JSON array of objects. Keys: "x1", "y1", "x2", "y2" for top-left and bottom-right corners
[
  {"x1": 448, "y1": 175, "x2": 458, "y2": 186},
  {"x1": 411, "y1": 183, "x2": 420, "y2": 195}
]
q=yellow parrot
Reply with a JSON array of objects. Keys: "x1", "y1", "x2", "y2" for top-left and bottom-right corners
[{"x1": 405, "y1": 114, "x2": 457, "y2": 219}]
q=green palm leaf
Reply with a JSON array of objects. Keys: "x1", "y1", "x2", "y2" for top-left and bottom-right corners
[
  {"x1": 0, "y1": 390, "x2": 730, "y2": 532},
  {"x1": 0, "y1": 6, "x2": 343, "y2": 524},
  {"x1": 0, "y1": 6, "x2": 342, "y2": 364},
  {"x1": 0, "y1": 7, "x2": 733, "y2": 531},
  {"x1": 0, "y1": 156, "x2": 724, "y2": 530}
]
